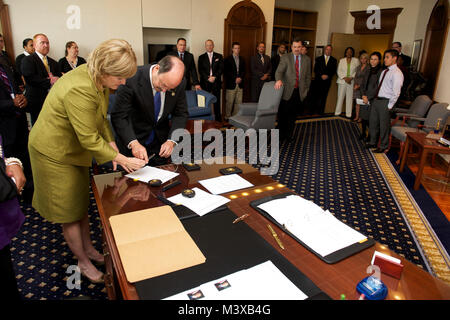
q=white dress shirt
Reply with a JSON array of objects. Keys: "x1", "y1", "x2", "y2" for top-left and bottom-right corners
[{"x1": 377, "y1": 64, "x2": 404, "y2": 109}]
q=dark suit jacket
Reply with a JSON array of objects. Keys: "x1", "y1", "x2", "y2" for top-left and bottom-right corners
[
  {"x1": 224, "y1": 55, "x2": 245, "y2": 90},
  {"x1": 250, "y1": 53, "x2": 271, "y2": 80},
  {"x1": 271, "y1": 54, "x2": 281, "y2": 80},
  {"x1": 15, "y1": 53, "x2": 26, "y2": 76},
  {"x1": 0, "y1": 61, "x2": 25, "y2": 148},
  {"x1": 167, "y1": 51, "x2": 199, "y2": 90},
  {"x1": 111, "y1": 64, "x2": 188, "y2": 151},
  {"x1": 399, "y1": 53, "x2": 411, "y2": 67},
  {"x1": 21, "y1": 52, "x2": 61, "y2": 118},
  {"x1": 314, "y1": 55, "x2": 338, "y2": 80},
  {"x1": 198, "y1": 52, "x2": 223, "y2": 90}
]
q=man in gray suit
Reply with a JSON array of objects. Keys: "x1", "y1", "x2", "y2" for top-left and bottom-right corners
[{"x1": 274, "y1": 39, "x2": 311, "y2": 142}]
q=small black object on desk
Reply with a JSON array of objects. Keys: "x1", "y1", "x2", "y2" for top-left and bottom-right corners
[
  {"x1": 183, "y1": 163, "x2": 201, "y2": 171},
  {"x1": 182, "y1": 189, "x2": 196, "y2": 198},
  {"x1": 219, "y1": 166, "x2": 242, "y2": 175},
  {"x1": 149, "y1": 179, "x2": 162, "y2": 187}
]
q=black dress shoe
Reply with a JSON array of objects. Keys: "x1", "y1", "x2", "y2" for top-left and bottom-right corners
[
  {"x1": 373, "y1": 148, "x2": 386, "y2": 153},
  {"x1": 365, "y1": 143, "x2": 376, "y2": 149}
]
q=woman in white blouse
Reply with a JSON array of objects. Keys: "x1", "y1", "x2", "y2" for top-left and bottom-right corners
[{"x1": 335, "y1": 47, "x2": 360, "y2": 118}]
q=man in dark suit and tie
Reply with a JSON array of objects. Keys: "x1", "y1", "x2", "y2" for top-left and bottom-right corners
[
  {"x1": 168, "y1": 38, "x2": 201, "y2": 91},
  {"x1": 314, "y1": 45, "x2": 337, "y2": 115},
  {"x1": 224, "y1": 42, "x2": 245, "y2": 120},
  {"x1": 275, "y1": 38, "x2": 312, "y2": 142},
  {"x1": 21, "y1": 34, "x2": 61, "y2": 124},
  {"x1": 392, "y1": 42, "x2": 411, "y2": 67},
  {"x1": 198, "y1": 39, "x2": 224, "y2": 121},
  {"x1": 111, "y1": 55, "x2": 188, "y2": 166},
  {"x1": 250, "y1": 41, "x2": 272, "y2": 102},
  {"x1": 271, "y1": 43, "x2": 287, "y2": 80}
]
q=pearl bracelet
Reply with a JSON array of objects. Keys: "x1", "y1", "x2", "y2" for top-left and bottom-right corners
[{"x1": 5, "y1": 157, "x2": 23, "y2": 170}]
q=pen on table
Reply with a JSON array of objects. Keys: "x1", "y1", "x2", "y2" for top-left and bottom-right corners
[
  {"x1": 267, "y1": 224, "x2": 285, "y2": 250},
  {"x1": 233, "y1": 214, "x2": 249, "y2": 224},
  {"x1": 162, "y1": 179, "x2": 181, "y2": 192}
]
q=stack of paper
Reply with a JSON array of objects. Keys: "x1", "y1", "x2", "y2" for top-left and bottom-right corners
[
  {"x1": 109, "y1": 206, "x2": 206, "y2": 283},
  {"x1": 168, "y1": 187, "x2": 230, "y2": 216},
  {"x1": 258, "y1": 195, "x2": 367, "y2": 257},
  {"x1": 199, "y1": 174, "x2": 254, "y2": 195},
  {"x1": 125, "y1": 166, "x2": 179, "y2": 184},
  {"x1": 164, "y1": 260, "x2": 307, "y2": 300}
]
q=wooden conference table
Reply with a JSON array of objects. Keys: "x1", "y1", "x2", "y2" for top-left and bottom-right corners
[{"x1": 92, "y1": 160, "x2": 450, "y2": 300}]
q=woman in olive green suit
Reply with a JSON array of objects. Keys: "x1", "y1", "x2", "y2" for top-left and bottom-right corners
[{"x1": 28, "y1": 39, "x2": 146, "y2": 283}]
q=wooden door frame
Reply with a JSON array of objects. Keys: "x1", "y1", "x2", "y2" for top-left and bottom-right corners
[
  {"x1": 0, "y1": 0, "x2": 15, "y2": 60},
  {"x1": 421, "y1": 0, "x2": 450, "y2": 99}
]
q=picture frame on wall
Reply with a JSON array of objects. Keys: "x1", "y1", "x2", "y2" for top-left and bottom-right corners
[
  {"x1": 411, "y1": 39, "x2": 422, "y2": 71},
  {"x1": 315, "y1": 46, "x2": 324, "y2": 58}
]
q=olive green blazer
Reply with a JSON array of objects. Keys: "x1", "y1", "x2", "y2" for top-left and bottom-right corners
[{"x1": 28, "y1": 64, "x2": 118, "y2": 166}]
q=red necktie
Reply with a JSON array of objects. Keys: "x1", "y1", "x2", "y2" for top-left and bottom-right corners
[
  {"x1": 295, "y1": 55, "x2": 299, "y2": 88},
  {"x1": 375, "y1": 69, "x2": 389, "y2": 98}
]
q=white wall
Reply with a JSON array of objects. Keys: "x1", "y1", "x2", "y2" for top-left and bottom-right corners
[
  {"x1": 142, "y1": 0, "x2": 275, "y2": 60},
  {"x1": 5, "y1": 0, "x2": 144, "y2": 64}
]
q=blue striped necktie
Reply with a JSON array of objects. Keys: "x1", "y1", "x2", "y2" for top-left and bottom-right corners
[{"x1": 145, "y1": 91, "x2": 161, "y2": 145}]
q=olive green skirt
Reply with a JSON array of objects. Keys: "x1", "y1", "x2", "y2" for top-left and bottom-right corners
[{"x1": 29, "y1": 145, "x2": 90, "y2": 224}]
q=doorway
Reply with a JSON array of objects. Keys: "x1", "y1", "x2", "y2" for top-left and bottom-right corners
[
  {"x1": 324, "y1": 33, "x2": 391, "y2": 114},
  {"x1": 224, "y1": 1, "x2": 267, "y2": 103}
]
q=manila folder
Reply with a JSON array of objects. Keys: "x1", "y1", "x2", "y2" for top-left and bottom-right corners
[{"x1": 109, "y1": 205, "x2": 206, "y2": 283}]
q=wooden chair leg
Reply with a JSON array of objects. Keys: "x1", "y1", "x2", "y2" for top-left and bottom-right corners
[
  {"x1": 395, "y1": 141, "x2": 404, "y2": 165},
  {"x1": 431, "y1": 153, "x2": 436, "y2": 168}
]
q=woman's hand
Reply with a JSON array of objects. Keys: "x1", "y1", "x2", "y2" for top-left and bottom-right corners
[
  {"x1": 114, "y1": 153, "x2": 146, "y2": 173},
  {"x1": 6, "y1": 164, "x2": 26, "y2": 194}
]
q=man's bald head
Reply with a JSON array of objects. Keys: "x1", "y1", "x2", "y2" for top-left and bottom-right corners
[{"x1": 152, "y1": 55, "x2": 185, "y2": 92}]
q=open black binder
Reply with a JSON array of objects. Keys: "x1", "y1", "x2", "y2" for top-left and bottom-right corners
[
  {"x1": 134, "y1": 207, "x2": 330, "y2": 300},
  {"x1": 250, "y1": 193, "x2": 375, "y2": 264}
]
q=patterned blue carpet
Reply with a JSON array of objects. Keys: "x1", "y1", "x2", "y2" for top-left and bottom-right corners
[{"x1": 11, "y1": 117, "x2": 431, "y2": 299}]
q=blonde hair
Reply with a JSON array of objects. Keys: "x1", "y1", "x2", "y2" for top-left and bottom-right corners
[
  {"x1": 87, "y1": 39, "x2": 137, "y2": 90},
  {"x1": 360, "y1": 53, "x2": 369, "y2": 62}
]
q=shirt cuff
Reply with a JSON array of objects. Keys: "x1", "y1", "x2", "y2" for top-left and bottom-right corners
[
  {"x1": 127, "y1": 139, "x2": 138, "y2": 149},
  {"x1": 168, "y1": 139, "x2": 178, "y2": 145}
]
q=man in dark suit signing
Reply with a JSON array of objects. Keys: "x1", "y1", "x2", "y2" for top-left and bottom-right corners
[
  {"x1": 111, "y1": 55, "x2": 188, "y2": 166},
  {"x1": 168, "y1": 38, "x2": 201, "y2": 91},
  {"x1": 250, "y1": 41, "x2": 271, "y2": 102},
  {"x1": 21, "y1": 33, "x2": 61, "y2": 124},
  {"x1": 275, "y1": 38, "x2": 312, "y2": 142},
  {"x1": 314, "y1": 45, "x2": 337, "y2": 115},
  {"x1": 198, "y1": 39, "x2": 224, "y2": 121}
]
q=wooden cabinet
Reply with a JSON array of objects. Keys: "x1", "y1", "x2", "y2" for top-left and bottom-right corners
[{"x1": 272, "y1": 7, "x2": 318, "y2": 61}]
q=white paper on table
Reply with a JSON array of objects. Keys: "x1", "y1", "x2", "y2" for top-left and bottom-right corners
[
  {"x1": 125, "y1": 166, "x2": 179, "y2": 184},
  {"x1": 164, "y1": 261, "x2": 308, "y2": 300},
  {"x1": 198, "y1": 174, "x2": 254, "y2": 195},
  {"x1": 371, "y1": 250, "x2": 401, "y2": 265},
  {"x1": 168, "y1": 187, "x2": 230, "y2": 216},
  {"x1": 257, "y1": 195, "x2": 367, "y2": 257}
]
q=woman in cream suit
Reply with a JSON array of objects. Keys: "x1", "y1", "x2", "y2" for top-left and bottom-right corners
[
  {"x1": 28, "y1": 39, "x2": 146, "y2": 283},
  {"x1": 335, "y1": 47, "x2": 360, "y2": 118}
]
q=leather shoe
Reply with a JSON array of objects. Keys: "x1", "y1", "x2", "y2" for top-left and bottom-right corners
[
  {"x1": 373, "y1": 148, "x2": 386, "y2": 153},
  {"x1": 365, "y1": 143, "x2": 376, "y2": 149}
]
